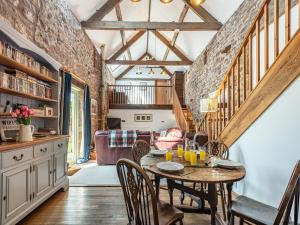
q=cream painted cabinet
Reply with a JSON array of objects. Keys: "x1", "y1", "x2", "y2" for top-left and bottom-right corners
[
  {"x1": 2, "y1": 163, "x2": 31, "y2": 224},
  {"x1": 32, "y1": 156, "x2": 53, "y2": 201},
  {"x1": 54, "y1": 151, "x2": 67, "y2": 186},
  {"x1": 0, "y1": 137, "x2": 69, "y2": 225}
]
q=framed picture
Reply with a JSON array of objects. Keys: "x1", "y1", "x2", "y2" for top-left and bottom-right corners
[
  {"x1": 134, "y1": 114, "x2": 153, "y2": 122},
  {"x1": 91, "y1": 99, "x2": 97, "y2": 116}
]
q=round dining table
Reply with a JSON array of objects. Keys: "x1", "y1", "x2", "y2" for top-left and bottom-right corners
[{"x1": 141, "y1": 153, "x2": 246, "y2": 225}]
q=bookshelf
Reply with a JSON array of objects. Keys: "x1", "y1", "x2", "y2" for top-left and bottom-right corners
[{"x1": 0, "y1": 39, "x2": 60, "y2": 135}]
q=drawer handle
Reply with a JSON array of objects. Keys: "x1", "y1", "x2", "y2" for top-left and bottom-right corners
[
  {"x1": 13, "y1": 154, "x2": 24, "y2": 161},
  {"x1": 58, "y1": 143, "x2": 63, "y2": 148},
  {"x1": 40, "y1": 147, "x2": 48, "y2": 153}
]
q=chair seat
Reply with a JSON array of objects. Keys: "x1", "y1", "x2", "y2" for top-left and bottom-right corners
[
  {"x1": 158, "y1": 201, "x2": 184, "y2": 225},
  {"x1": 231, "y1": 196, "x2": 278, "y2": 225}
]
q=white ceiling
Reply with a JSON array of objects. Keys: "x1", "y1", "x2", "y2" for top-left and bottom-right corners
[{"x1": 66, "y1": 0, "x2": 244, "y2": 78}]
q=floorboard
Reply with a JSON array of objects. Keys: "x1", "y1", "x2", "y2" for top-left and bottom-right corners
[{"x1": 18, "y1": 187, "x2": 215, "y2": 225}]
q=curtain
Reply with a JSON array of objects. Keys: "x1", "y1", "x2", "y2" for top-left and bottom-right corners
[
  {"x1": 78, "y1": 84, "x2": 91, "y2": 163},
  {"x1": 60, "y1": 72, "x2": 72, "y2": 135}
]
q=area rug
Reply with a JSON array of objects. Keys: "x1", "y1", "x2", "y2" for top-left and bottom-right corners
[
  {"x1": 67, "y1": 165, "x2": 81, "y2": 176},
  {"x1": 69, "y1": 164, "x2": 120, "y2": 187}
]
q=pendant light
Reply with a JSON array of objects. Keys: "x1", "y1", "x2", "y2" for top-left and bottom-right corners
[
  {"x1": 136, "y1": 67, "x2": 142, "y2": 75},
  {"x1": 160, "y1": 0, "x2": 173, "y2": 3},
  {"x1": 130, "y1": 0, "x2": 141, "y2": 2},
  {"x1": 148, "y1": 68, "x2": 155, "y2": 75},
  {"x1": 190, "y1": 0, "x2": 205, "y2": 5},
  {"x1": 160, "y1": 70, "x2": 167, "y2": 75}
]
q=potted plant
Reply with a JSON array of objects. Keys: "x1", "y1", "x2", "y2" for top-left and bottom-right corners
[{"x1": 11, "y1": 106, "x2": 35, "y2": 142}]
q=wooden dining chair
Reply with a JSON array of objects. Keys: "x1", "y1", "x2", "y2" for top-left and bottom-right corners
[
  {"x1": 116, "y1": 159, "x2": 184, "y2": 225},
  {"x1": 229, "y1": 160, "x2": 300, "y2": 225},
  {"x1": 132, "y1": 140, "x2": 151, "y2": 165}
]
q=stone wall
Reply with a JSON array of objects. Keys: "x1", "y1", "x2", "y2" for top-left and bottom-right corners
[
  {"x1": 0, "y1": 0, "x2": 102, "y2": 134},
  {"x1": 185, "y1": 0, "x2": 264, "y2": 121}
]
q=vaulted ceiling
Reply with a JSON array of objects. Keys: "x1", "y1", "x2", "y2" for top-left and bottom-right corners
[{"x1": 66, "y1": 0, "x2": 244, "y2": 79}]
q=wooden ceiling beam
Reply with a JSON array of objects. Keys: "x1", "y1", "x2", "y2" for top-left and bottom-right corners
[
  {"x1": 81, "y1": 21, "x2": 222, "y2": 31},
  {"x1": 115, "y1": 4, "x2": 132, "y2": 60},
  {"x1": 163, "y1": 5, "x2": 189, "y2": 61},
  {"x1": 182, "y1": 0, "x2": 222, "y2": 25},
  {"x1": 115, "y1": 52, "x2": 148, "y2": 80},
  {"x1": 85, "y1": 0, "x2": 123, "y2": 23},
  {"x1": 106, "y1": 60, "x2": 192, "y2": 66},
  {"x1": 108, "y1": 30, "x2": 146, "y2": 61},
  {"x1": 152, "y1": 30, "x2": 192, "y2": 63}
]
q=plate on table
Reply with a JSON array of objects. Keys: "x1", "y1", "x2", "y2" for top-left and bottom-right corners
[
  {"x1": 149, "y1": 150, "x2": 167, "y2": 156},
  {"x1": 216, "y1": 159, "x2": 243, "y2": 169},
  {"x1": 156, "y1": 161, "x2": 184, "y2": 172}
]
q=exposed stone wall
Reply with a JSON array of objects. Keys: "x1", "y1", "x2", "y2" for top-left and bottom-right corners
[
  {"x1": 0, "y1": 0, "x2": 102, "y2": 134},
  {"x1": 185, "y1": 0, "x2": 264, "y2": 121},
  {"x1": 100, "y1": 64, "x2": 115, "y2": 129}
]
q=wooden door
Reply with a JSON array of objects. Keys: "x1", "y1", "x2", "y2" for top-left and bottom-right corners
[
  {"x1": 155, "y1": 80, "x2": 169, "y2": 104},
  {"x1": 2, "y1": 164, "x2": 31, "y2": 224},
  {"x1": 33, "y1": 156, "x2": 52, "y2": 201}
]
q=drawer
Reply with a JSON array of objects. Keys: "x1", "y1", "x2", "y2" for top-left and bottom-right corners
[
  {"x1": 2, "y1": 147, "x2": 33, "y2": 169},
  {"x1": 54, "y1": 138, "x2": 68, "y2": 154},
  {"x1": 34, "y1": 142, "x2": 53, "y2": 158}
]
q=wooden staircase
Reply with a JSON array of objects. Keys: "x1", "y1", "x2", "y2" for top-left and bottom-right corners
[
  {"x1": 182, "y1": 106, "x2": 196, "y2": 132},
  {"x1": 198, "y1": 0, "x2": 300, "y2": 146}
]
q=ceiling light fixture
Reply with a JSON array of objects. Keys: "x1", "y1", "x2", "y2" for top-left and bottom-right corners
[
  {"x1": 160, "y1": 0, "x2": 174, "y2": 3},
  {"x1": 148, "y1": 68, "x2": 155, "y2": 75},
  {"x1": 130, "y1": 0, "x2": 141, "y2": 2},
  {"x1": 190, "y1": 0, "x2": 205, "y2": 6},
  {"x1": 136, "y1": 67, "x2": 142, "y2": 75},
  {"x1": 160, "y1": 70, "x2": 167, "y2": 75}
]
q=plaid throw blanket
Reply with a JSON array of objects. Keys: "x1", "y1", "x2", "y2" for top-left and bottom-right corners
[{"x1": 108, "y1": 130, "x2": 137, "y2": 148}]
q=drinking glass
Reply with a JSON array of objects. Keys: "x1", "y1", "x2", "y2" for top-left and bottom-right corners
[
  {"x1": 177, "y1": 144, "x2": 184, "y2": 157},
  {"x1": 165, "y1": 149, "x2": 173, "y2": 161},
  {"x1": 184, "y1": 149, "x2": 190, "y2": 162},
  {"x1": 190, "y1": 150, "x2": 197, "y2": 165}
]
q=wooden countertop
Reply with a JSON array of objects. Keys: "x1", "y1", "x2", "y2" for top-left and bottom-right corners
[{"x1": 0, "y1": 135, "x2": 69, "y2": 152}]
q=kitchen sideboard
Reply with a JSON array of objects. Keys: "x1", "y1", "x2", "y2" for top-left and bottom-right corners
[{"x1": 0, "y1": 135, "x2": 69, "y2": 225}]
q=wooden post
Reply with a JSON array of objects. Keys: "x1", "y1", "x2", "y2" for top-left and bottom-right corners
[
  {"x1": 264, "y1": 4, "x2": 269, "y2": 72},
  {"x1": 285, "y1": 0, "x2": 291, "y2": 44},
  {"x1": 274, "y1": 0, "x2": 279, "y2": 57}
]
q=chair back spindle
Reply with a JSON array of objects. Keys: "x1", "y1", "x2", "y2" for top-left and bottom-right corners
[
  {"x1": 117, "y1": 159, "x2": 159, "y2": 225},
  {"x1": 274, "y1": 161, "x2": 300, "y2": 225}
]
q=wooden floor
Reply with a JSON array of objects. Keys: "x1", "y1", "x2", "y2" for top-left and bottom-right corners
[{"x1": 18, "y1": 187, "x2": 214, "y2": 225}]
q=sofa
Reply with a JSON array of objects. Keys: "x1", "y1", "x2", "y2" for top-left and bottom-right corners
[
  {"x1": 94, "y1": 130, "x2": 151, "y2": 165},
  {"x1": 153, "y1": 128, "x2": 186, "y2": 150}
]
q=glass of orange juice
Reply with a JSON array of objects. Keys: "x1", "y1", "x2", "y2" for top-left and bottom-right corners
[
  {"x1": 199, "y1": 149, "x2": 206, "y2": 162},
  {"x1": 184, "y1": 149, "x2": 190, "y2": 162},
  {"x1": 165, "y1": 149, "x2": 173, "y2": 161},
  {"x1": 177, "y1": 144, "x2": 184, "y2": 157},
  {"x1": 190, "y1": 150, "x2": 198, "y2": 165}
]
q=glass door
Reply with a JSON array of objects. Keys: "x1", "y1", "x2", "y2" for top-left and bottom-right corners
[{"x1": 68, "y1": 85, "x2": 84, "y2": 165}]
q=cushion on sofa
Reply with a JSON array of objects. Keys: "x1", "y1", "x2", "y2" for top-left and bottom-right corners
[
  {"x1": 166, "y1": 128, "x2": 184, "y2": 138},
  {"x1": 157, "y1": 136, "x2": 183, "y2": 142}
]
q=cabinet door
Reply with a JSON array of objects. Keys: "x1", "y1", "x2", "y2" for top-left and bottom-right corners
[
  {"x1": 53, "y1": 151, "x2": 67, "y2": 186},
  {"x1": 2, "y1": 164, "x2": 31, "y2": 224},
  {"x1": 33, "y1": 156, "x2": 52, "y2": 201}
]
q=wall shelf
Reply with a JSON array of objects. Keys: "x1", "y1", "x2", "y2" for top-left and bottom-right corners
[
  {"x1": 0, "y1": 87, "x2": 58, "y2": 103},
  {"x1": 0, "y1": 112, "x2": 58, "y2": 119},
  {"x1": 0, "y1": 54, "x2": 58, "y2": 84}
]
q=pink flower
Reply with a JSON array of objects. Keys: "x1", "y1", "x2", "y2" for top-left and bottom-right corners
[
  {"x1": 21, "y1": 106, "x2": 29, "y2": 112},
  {"x1": 29, "y1": 110, "x2": 34, "y2": 115},
  {"x1": 15, "y1": 109, "x2": 20, "y2": 115},
  {"x1": 22, "y1": 111, "x2": 28, "y2": 117},
  {"x1": 11, "y1": 112, "x2": 17, "y2": 118}
]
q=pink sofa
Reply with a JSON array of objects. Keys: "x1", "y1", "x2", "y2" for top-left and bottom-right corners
[
  {"x1": 94, "y1": 130, "x2": 151, "y2": 165},
  {"x1": 153, "y1": 128, "x2": 186, "y2": 150}
]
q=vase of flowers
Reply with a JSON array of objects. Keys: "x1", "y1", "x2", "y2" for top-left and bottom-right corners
[{"x1": 11, "y1": 106, "x2": 35, "y2": 142}]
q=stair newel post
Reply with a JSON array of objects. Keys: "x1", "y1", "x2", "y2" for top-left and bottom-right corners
[{"x1": 208, "y1": 112, "x2": 213, "y2": 142}]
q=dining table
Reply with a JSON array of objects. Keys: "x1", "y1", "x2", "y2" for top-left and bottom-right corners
[{"x1": 140, "y1": 152, "x2": 246, "y2": 225}]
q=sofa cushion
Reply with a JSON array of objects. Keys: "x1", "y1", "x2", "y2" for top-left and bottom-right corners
[
  {"x1": 157, "y1": 136, "x2": 183, "y2": 142},
  {"x1": 166, "y1": 128, "x2": 184, "y2": 138}
]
